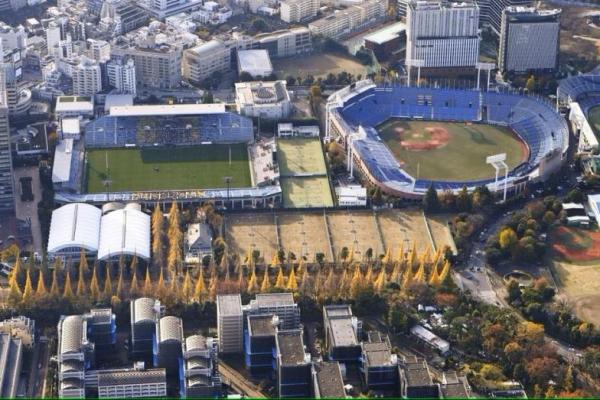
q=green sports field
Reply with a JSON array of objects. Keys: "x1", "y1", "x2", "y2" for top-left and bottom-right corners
[
  {"x1": 378, "y1": 119, "x2": 528, "y2": 181},
  {"x1": 281, "y1": 177, "x2": 334, "y2": 208},
  {"x1": 277, "y1": 138, "x2": 327, "y2": 176},
  {"x1": 588, "y1": 106, "x2": 600, "y2": 135},
  {"x1": 86, "y1": 145, "x2": 251, "y2": 193}
]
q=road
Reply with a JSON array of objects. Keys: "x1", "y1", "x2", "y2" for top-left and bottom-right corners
[{"x1": 218, "y1": 359, "x2": 266, "y2": 398}]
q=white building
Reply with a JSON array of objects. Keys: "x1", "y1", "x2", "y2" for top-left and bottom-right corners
[
  {"x1": 410, "y1": 324, "x2": 450, "y2": 354},
  {"x1": 182, "y1": 40, "x2": 231, "y2": 84},
  {"x1": 335, "y1": 185, "x2": 367, "y2": 206},
  {"x1": 195, "y1": 1, "x2": 232, "y2": 25},
  {"x1": 139, "y1": 0, "x2": 203, "y2": 20},
  {"x1": 72, "y1": 57, "x2": 102, "y2": 97},
  {"x1": 308, "y1": 0, "x2": 387, "y2": 39},
  {"x1": 216, "y1": 294, "x2": 243, "y2": 354},
  {"x1": 54, "y1": 95, "x2": 94, "y2": 118},
  {"x1": 280, "y1": 0, "x2": 319, "y2": 23},
  {"x1": 237, "y1": 49, "x2": 273, "y2": 78},
  {"x1": 235, "y1": 80, "x2": 291, "y2": 119},
  {"x1": 47, "y1": 202, "x2": 102, "y2": 257},
  {"x1": 107, "y1": 58, "x2": 137, "y2": 96},
  {"x1": 588, "y1": 194, "x2": 600, "y2": 227},
  {"x1": 498, "y1": 6, "x2": 561, "y2": 73},
  {"x1": 277, "y1": 123, "x2": 319, "y2": 137},
  {"x1": 406, "y1": 0, "x2": 480, "y2": 69},
  {"x1": 86, "y1": 39, "x2": 111, "y2": 62},
  {"x1": 97, "y1": 204, "x2": 151, "y2": 261},
  {"x1": 96, "y1": 364, "x2": 167, "y2": 398}
]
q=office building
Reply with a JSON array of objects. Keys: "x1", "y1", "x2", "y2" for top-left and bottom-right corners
[
  {"x1": 86, "y1": 308, "x2": 117, "y2": 348},
  {"x1": 182, "y1": 40, "x2": 231, "y2": 84},
  {"x1": 96, "y1": 364, "x2": 167, "y2": 398},
  {"x1": 400, "y1": 355, "x2": 440, "y2": 398},
  {"x1": 57, "y1": 315, "x2": 94, "y2": 398},
  {"x1": 309, "y1": 0, "x2": 387, "y2": 39},
  {"x1": 254, "y1": 27, "x2": 312, "y2": 58},
  {"x1": 406, "y1": 0, "x2": 480, "y2": 70},
  {"x1": 154, "y1": 316, "x2": 184, "y2": 377},
  {"x1": 360, "y1": 332, "x2": 400, "y2": 393},
  {"x1": 498, "y1": 6, "x2": 561, "y2": 73},
  {"x1": 72, "y1": 57, "x2": 102, "y2": 97},
  {"x1": 99, "y1": 0, "x2": 149, "y2": 37},
  {"x1": 244, "y1": 293, "x2": 300, "y2": 330},
  {"x1": 181, "y1": 335, "x2": 222, "y2": 398},
  {"x1": 107, "y1": 58, "x2": 137, "y2": 96},
  {"x1": 311, "y1": 361, "x2": 346, "y2": 398},
  {"x1": 131, "y1": 298, "x2": 162, "y2": 358},
  {"x1": 217, "y1": 294, "x2": 243, "y2": 354},
  {"x1": 440, "y1": 372, "x2": 472, "y2": 399},
  {"x1": 0, "y1": 316, "x2": 35, "y2": 347},
  {"x1": 244, "y1": 314, "x2": 278, "y2": 374},
  {"x1": 235, "y1": 80, "x2": 292, "y2": 119},
  {"x1": 0, "y1": 69, "x2": 13, "y2": 214},
  {"x1": 0, "y1": 333, "x2": 23, "y2": 398},
  {"x1": 275, "y1": 329, "x2": 312, "y2": 398},
  {"x1": 323, "y1": 305, "x2": 362, "y2": 362},
  {"x1": 477, "y1": 0, "x2": 533, "y2": 35},
  {"x1": 280, "y1": 0, "x2": 319, "y2": 23}
]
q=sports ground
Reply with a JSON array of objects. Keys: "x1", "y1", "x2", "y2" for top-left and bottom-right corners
[
  {"x1": 550, "y1": 226, "x2": 600, "y2": 326},
  {"x1": 277, "y1": 138, "x2": 333, "y2": 208},
  {"x1": 588, "y1": 106, "x2": 600, "y2": 134},
  {"x1": 377, "y1": 119, "x2": 529, "y2": 181},
  {"x1": 86, "y1": 144, "x2": 251, "y2": 193}
]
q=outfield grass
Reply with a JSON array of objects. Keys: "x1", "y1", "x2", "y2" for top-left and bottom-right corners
[
  {"x1": 378, "y1": 119, "x2": 528, "y2": 181},
  {"x1": 86, "y1": 145, "x2": 251, "y2": 193},
  {"x1": 277, "y1": 138, "x2": 327, "y2": 176}
]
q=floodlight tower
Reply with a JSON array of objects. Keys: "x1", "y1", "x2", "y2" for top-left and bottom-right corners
[{"x1": 486, "y1": 153, "x2": 509, "y2": 202}]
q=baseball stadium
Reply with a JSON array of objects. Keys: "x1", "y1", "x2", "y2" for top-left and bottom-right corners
[{"x1": 327, "y1": 80, "x2": 569, "y2": 198}]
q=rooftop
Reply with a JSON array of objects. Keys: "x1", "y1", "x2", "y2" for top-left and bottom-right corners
[
  {"x1": 97, "y1": 367, "x2": 166, "y2": 387},
  {"x1": 217, "y1": 294, "x2": 242, "y2": 316},
  {"x1": 158, "y1": 316, "x2": 183, "y2": 343},
  {"x1": 255, "y1": 293, "x2": 295, "y2": 307},
  {"x1": 363, "y1": 21, "x2": 406, "y2": 45},
  {"x1": 313, "y1": 362, "x2": 346, "y2": 398},
  {"x1": 237, "y1": 49, "x2": 272, "y2": 73},
  {"x1": 329, "y1": 318, "x2": 358, "y2": 348},
  {"x1": 277, "y1": 330, "x2": 307, "y2": 366},
  {"x1": 404, "y1": 356, "x2": 433, "y2": 387},
  {"x1": 248, "y1": 315, "x2": 277, "y2": 337},
  {"x1": 132, "y1": 298, "x2": 160, "y2": 324}
]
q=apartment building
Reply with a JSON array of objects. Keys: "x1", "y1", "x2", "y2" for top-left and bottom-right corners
[
  {"x1": 280, "y1": 0, "x2": 319, "y2": 23},
  {"x1": 309, "y1": 0, "x2": 388, "y2": 39}
]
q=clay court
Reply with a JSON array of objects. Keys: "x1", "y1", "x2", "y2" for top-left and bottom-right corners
[
  {"x1": 550, "y1": 226, "x2": 600, "y2": 326},
  {"x1": 224, "y1": 209, "x2": 455, "y2": 263},
  {"x1": 377, "y1": 119, "x2": 528, "y2": 181},
  {"x1": 277, "y1": 212, "x2": 333, "y2": 262}
]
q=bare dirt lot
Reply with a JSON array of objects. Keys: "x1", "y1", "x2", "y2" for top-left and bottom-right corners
[
  {"x1": 552, "y1": 260, "x2": 600, "y2": 327},
  {"x1": 224, "y1": 214, "x2": 278, "y2": 263},
  {"x1": 327, "y1": 210, "x2": 384, "y2": 260},
  {"x1": 277, "y1": 212, "x2": 333, "y2": 262},
  {"x1": 272, "y1": 52, "x2": 369, "y2": 80}
]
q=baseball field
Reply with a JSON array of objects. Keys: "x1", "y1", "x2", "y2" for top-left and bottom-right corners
[{"x1": 377, "y1": 119, "x2": 529, "y2": 181}]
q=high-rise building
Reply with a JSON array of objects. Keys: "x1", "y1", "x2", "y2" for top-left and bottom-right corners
[
  {"x1": 499, "y1": 6, "x2": 561, "y2": 73},
  {"x1": 406, "y1": 0, "x2": 480, "y2": 69},
  {"x1": 154, "y1": 316, "x2": 183, "y2": 377},
  {"x1": 476, "y1": 0, "x2": 533, "y2": 35},
  {"x1": 107, "y1": 58, "x2": 137, "y2": 96},
  {"x1": 182, "y1": 40, "x2": 231, "y2": 85},
  {"x1": 275, "y1": 329, "x2": 311, "y2": 398},
  {"x1": 86, "y1": 39, "x2": 111, "y2": 62},
  {"x1": 216, "y1": 294, "x2": 243, "y2": 354},
  {"x1": 72, "y1": 57, "x2": 103, "y2": 96},
  {"x1": 180, "y1": 335, "x2": 222, "y2": 398},
  {"x1": 0, "y1": 68, "x2": 13, "y2": 214},
  {"x1": 130, "y1": 298, "x2": 162, "y2": 358},
  {"x1": 243, "y1": 293, "x2": 300, "y2": 330},
  {"x1": 280, "y1": 0, "x2": 319, "y2": 23}
]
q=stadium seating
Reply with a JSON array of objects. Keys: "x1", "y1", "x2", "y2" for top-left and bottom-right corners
[
  {"x1": 558, "y1": 75, "x2": 600, "y2": 102},
  {"x1": 334, "y1": 85, "x2": 569, "y2": 195},
  {"x1": 85, "y1": 112, "x2": 254, "y2": 148}
]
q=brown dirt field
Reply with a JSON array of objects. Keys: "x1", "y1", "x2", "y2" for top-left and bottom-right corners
[
  {"x1": 376, "y1": 209, "x2": 433, "y2": 254},
  {"x1": 397, "y1": 126, "x2": 452, "y2": 151},
  {"x1": 225, "y1": 214, "x2": 278, "y2": 263},
  {"x1": 277, "y1": 213, "x2": 333, "y2": 262},
  {"x1": 552, "y1": 260, "x2": 600, "y2": 327},
  {"x1": 327, "y1": 211, "x2": 384, "y2": 260},
  {"x1": 426, "y1": 215, "x2": 458, "y2": 254}
]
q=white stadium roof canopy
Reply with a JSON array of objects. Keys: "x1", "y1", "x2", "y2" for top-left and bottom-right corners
[
  {"x1": 47, "y1": 203, "x2": 102, "y2": 254},
  {"x1": 97, "y1": 208, "x2": 151, "y2": 260},
  {"x1": 108, "y1": 103, "x2": 226, "y2": 117}
]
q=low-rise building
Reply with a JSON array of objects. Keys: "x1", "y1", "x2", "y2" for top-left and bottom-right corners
[
  {"x1": 245, "y1": 314, "x2": 278, "y2": 374},
  {"x1": 184, "y1": 222, "x2": 213, "y2": 264},
  {"x1": 244, "y1": 293, "x2": 300, "y2": 330},
  {"x1": 96, "y1": 363, "x2": 167, "y2": 398},
  {"x1": 54, "y1": 95, "x2": 94, "y2": 119},
  {"x1": 335, "y1": 185, "x2": 368, "y2": 207},
  {"x1": 323, "y1": 304, "x2": 362, "y2": 362},
  {"x1": 275, "y1": 329, "x2": 312, "y2": 398},
  {"x1": 235, "y1": 80, "x2": 292, "y2": 119},
  {"x1": 280, "y1": 0, "x2": 319, "y2": 23},
  {"x1": 181, "y1": 335, "x2": 222, "y2": 397},
  {"x1": 0, "y1": 316, "x2": 35, "y2": 347},
  {"x1": 410, "y1": 325, "x2": 450, "y2": 355},
  {"x1": 400, "y1": 355, "x2": 440, "y2": 399},
  {"x1": 277, "y1": 123, "x2": 319, "y2": 138},
  {"x1": 360, "y1": 332, "x2": 399, "y2": 393},
  {"x1": 237, "y1": 49, "x2": 273, "y2": 79},
  {"x1": 311, "y1": 361, "x2": 346, "y2": 398}
]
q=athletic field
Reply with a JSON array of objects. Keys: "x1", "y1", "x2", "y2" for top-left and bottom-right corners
[
  {"x1": 86, "y1": 144, "x2": 251, "y2": 193},
  {"x1": 277, "y1": 138, "x2": 327, "y2": 176},
  {"x1": 281, "y1": 177, "x2": 333, "y2": 208},
  {"x1": 588, "y1": 106, "x2": 600, "y2": 134},
  {"x1": 378, "y1": 119, "x2": 528, "y2": 181}
]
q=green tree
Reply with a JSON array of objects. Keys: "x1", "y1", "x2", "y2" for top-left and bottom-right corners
[{"x1": 423, "y1": 184, "x2": 440, "y2": 212}]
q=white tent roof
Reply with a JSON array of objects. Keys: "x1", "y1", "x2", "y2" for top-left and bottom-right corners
[
  {"x1": 47, "y1": 203, "x2": 101, "y2": 254},
  {"x1": 98, "y1": 208, "x2": 150, "y2": 260}
]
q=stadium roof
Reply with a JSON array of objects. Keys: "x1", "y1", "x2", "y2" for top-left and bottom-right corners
[
  {"x1": 97, "y1": 208, "x2": 150, "y2": 260},
  {"x1": 109, "y1": 103, "x2": 226, "y2": 117},
  {"x1": 47, "y1": 203, "x2": 102, "y2": 254}
]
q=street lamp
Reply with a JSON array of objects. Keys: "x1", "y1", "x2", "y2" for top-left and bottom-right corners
[{"x1": 223, "y1": 176, "x2": 232, "y2": 208}]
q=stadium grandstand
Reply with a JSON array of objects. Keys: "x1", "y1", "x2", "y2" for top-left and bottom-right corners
[
  {"x1": 327, "y1": 80, "x2": 569, "y2": 198},
  {"x1": 558, "y1": 74, "x2": 600, "y2": 153},
  {"x1": 85, "y1": 104, "x2": 254, "y2": 147}
]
